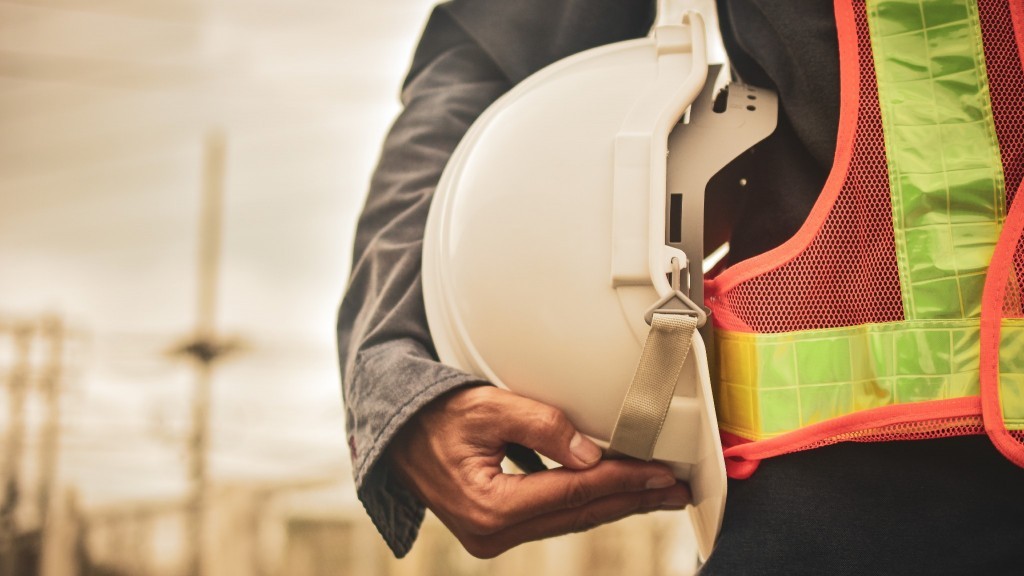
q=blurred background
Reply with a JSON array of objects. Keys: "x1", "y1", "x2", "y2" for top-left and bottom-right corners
[{"x1": 0, "y1": 0, "x2": 697, "y2": 574}]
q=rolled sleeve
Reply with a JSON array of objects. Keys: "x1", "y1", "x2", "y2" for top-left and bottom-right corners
[{"x1": 348, "y1": 341, "x2": 486, "y2": 556}]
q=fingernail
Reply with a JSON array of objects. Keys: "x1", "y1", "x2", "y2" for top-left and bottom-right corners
[
  {"x1": 570, "y1": 432, "x2": 601, "y2": 465},
  {"x1": 645, "y1": 474, "x2": 675, "y2": 490}
]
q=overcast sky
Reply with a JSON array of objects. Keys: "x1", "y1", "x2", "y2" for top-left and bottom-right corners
[{"x1": 0, "y1": 0, "x2": 437, "y2": 508}]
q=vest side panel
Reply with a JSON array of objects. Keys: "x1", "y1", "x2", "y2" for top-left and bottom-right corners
[
  {"x1": 707, "y1": 0, "x2": 904, "y2": 335},
  {"x1": 980, "y1": 0, "x2": 1024, "y2": 325},
  {"x1": 981, "y1": 188, "x2": 1024, "y2": 466},
  {"x1": 717, "y1": 0, "x2": 1024, "y2": 469},
  {"x1": 979, "y1": 0, "x2": 1024, "y2": 210},
  {"x1": 981, "y1": 0, "x2": 1024, "y2": 466}
]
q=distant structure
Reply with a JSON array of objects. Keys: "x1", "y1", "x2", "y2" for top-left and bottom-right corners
[
  {"x1": 80, "y1": 481, "x2": 699, "y2": 576},
  {"x1": 0, "y1": 315, "x2": 76, "y2": 576},
  {"x1": 168, "y1": 131, "x2": 241, "y2": 576}
]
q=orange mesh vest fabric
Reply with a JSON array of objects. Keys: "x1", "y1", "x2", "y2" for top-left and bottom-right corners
[{"x1": 706, "y1": 0, "x2": 1024, "y2": 478}]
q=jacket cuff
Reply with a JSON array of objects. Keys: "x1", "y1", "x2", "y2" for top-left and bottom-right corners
[
  {"x1": 346, "y1": 339, "x2": 486, "y2": 556},
  {"x1": 356, "y1": 456, "x2": 425, "y2": 558}
]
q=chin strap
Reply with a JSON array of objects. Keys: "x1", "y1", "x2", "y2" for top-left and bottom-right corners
[{"x1": 608, "y1": 310, "x2": 699, "y2": 460}]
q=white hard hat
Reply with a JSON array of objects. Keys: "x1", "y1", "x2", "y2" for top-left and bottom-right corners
[{"x1": 423, "y1": 4, "x2": 776, "y2": 560}]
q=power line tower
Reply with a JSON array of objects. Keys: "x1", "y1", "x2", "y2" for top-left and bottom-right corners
[
  {"x1": 0, "y1": 316, "x2": 69, "y2": 576},
  {"x1": 36, "y1": 317, "x2": 64, "y2": 539},
  {"x1": 170, "y1": 130, "x2": 239, "y2": 576},
  {"x1": 0, "y1": 322, "x2": 32, "y2": 576}
]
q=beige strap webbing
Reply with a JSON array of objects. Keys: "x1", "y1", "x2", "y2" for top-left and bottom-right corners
[{"x1": 608, "y1": 311, "x2": 698, "y2": 460}]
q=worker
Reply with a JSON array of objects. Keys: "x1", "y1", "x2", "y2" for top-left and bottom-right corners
[{"x1": 337, "y1": 1, "x2": 1024, "y2": 573}]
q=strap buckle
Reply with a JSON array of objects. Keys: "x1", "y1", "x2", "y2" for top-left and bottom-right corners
[{"x1": 643, "y1": 257, "x2": 709, "y2": 327}]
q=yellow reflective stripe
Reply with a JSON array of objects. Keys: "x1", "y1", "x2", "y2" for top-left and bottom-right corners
[
  {"x1": 999, "y1": 319, "x2": 1024, "y2": 430},
  {"x1": 868, "y1": 0, "x2": 1006, "y2": 320},
  {"x1": 714, "y1": 320, "x2": 1024, "y2": 440}
]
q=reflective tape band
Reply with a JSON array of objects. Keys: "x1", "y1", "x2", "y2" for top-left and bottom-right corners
[
  {"x1": 609, "y1": 312, "x2": 698, "y2": 460},
  {"x1": 714, "y1": 319, "x2": 1024, "y2": 440},
  {"x1": 868, "y1": 0, "x2": 1006, "y2": 321},
  {"x1": 998, "y1": 318, "x2": 1024, "y2": 430}
]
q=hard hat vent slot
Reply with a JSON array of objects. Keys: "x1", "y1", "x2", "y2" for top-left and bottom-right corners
[
  {"x1": 669, "y1": 193, "x2": 683, "y2": 244},
  {"x1": 711, "y1": 85, "x2": 729, "y2": 114}
]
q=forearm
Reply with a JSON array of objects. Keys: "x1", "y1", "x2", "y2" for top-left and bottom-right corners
[{"x1": 336, "y1": 5, "x2": 510, "y2": 556}]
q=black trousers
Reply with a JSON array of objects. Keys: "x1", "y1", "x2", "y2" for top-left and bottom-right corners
[{"x1": 699, "y1": 436, "x2": 1024, "y2": 575}]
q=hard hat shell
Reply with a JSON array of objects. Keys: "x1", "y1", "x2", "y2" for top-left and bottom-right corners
[{"x1": 423, "y1": 12, "x2": 734, "y2": 560}]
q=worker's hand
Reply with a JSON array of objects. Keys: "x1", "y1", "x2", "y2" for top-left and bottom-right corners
[{"x1": 387, "y1": 385, "x2": 691, "y2": 558}]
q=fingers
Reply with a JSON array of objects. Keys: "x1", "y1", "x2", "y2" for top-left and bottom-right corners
[
  {"x1": 387, "y1": 385, "x2": 693, "y2": 560},
  {"x1": 458, "y1": 482, "x2": 692, "y2": 559},
  {"x1": 478, "y1": 458, "x2": 681, "y2": 528},
  {"x1": 487, "y1": 390, "x2": 603, "y2": 470}
]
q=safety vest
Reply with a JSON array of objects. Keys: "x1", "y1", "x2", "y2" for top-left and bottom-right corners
[{"x1": 706, "y1": 0, "x2": 1024, "y2": 478}]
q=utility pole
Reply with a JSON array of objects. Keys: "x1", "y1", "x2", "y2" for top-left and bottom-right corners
[
  {"x1": 172, "y1": 130, "x2": 237, "y2": 576},
  {"x1": 37, "y1": 315, "x2": 79, "y2": 576},
  {"x1": 36, "y1": 315, "x2": 65, "y2": 576},
  {"x1": 37, "y1": 316, "x2": 64, "y2": 534},
  {"x1": 0, "y1": 323, "x2": 32, "y2": 576}
]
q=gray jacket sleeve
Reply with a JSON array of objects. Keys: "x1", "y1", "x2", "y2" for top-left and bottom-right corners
[
  {"x1": 336, "y1": 0, "x2": 654, "y2": 558},
  {"x1": 336, "y1": 6, "x2": 510, "y2": 557}
]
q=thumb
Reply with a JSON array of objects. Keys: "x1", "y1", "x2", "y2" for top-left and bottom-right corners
[{"x1": 490, "y1": 390, "x2": 603, "y2": 470}]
